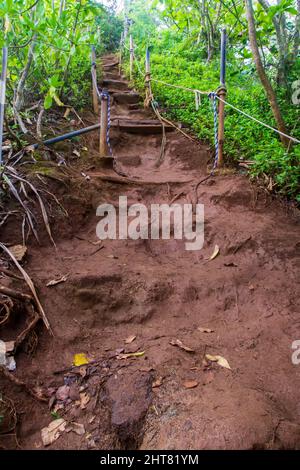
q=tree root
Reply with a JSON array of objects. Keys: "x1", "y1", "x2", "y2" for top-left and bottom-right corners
[{"x1": 0, "y1": 367, "x2": 47, "y2": 403}]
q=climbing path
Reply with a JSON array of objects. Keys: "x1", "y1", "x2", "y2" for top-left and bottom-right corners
[{"x1": 1, "y1": 55, "x2": 300, "y2": 450}]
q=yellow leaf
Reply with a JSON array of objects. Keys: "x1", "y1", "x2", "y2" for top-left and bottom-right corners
[
  {"x1": 119, "y1": 351, "x2": 145, "y2": 359},
  {"x1": 73, "y1": 353, "x2": 89, "y2": 367},
  {"x1": 53, "y1": 93, "x2": 65, "y2": 107},
  {"x1": 205, "y1": 354, "x2": 231, "y2": 370}
]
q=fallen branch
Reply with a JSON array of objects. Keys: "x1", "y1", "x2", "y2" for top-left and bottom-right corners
[
  {"x1": 88, "y1": 172, "x2": 193, "y2": 185},
  {"x1": 0, "y1": 242, "x2": 53, "y2": 334},
  {"x1": 0, "y1": 285, "x2": 32, "y2": 302}
]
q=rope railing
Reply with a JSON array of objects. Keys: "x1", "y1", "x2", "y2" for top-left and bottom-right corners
[{"x1": 123, "y1": 33, "x2": 300, "y2": 169}]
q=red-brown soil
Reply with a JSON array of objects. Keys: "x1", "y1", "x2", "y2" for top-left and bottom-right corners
[{"x1": 0, "y1": 55, "x2": 300, "y2": 450}]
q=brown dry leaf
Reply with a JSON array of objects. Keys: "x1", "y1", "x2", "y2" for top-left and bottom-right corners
[
  {"x1": 41, "y1": 418, "x2": 66, "y2": 446},
  {"x1": 79, "y1": 392, "x2": 90, "y2": 409},
  {"x1": 205, "y1": 354, "x2": 231, "y2": 370},
  {"x1": 65, "y1": 422, "x2": 85, "y2": 436},
  {"x1": 79, "y1": 366, "x2": 87, "y2": 378},
  {"x1": 183, "y1": 380, "x2": 198, "y2": 389},
  {"x1": 170, "y1": 338, "x2": 195, "y2": 353},
  {"x1": 209, "y1": 245, "x2": 220, "y2": 261},
  {"x1": 203, "y1": 370, "x2": 214, "y2": 385},
  {"x1": 9, "y1": 244, "x2": 27, "y2": 261},
  {"x1": 46, "y1": 274, "x2": 68, "y2": 287},
  {"x1": 152, "y1": 377, "x2": 163, "y2": 388},
  {"x1": 198, "y1": 327, "x2": 214, "y2": 333},
  {"x1": 63, "y1": 107, "x2": 71, "y2": 119},
  {"x1": 125, "y1": 335, "x2": 136, "y2": 344}
]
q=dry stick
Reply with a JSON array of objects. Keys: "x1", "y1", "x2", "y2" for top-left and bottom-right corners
[
  {"x1": 88, "y1": 173, "x2": 193, "y2": 185},
  {"x1": 14, "y1": 304, "x2": 40, "y2": 351},
  {"x1": 0, "y1": 285, "x2": 32, "y2": 302},
  {"x1": 36, "y1": 106, "x2": 44, "y2": 139},
  {"x1": 0, "y1": 242, "x2": 52, "y2": 334},
  {"x1": 0, "y1": 47, "x2": 8, "y2": 166},
  {"x1": 0, "y1": 268, "x2": 25, "y2": 281}
]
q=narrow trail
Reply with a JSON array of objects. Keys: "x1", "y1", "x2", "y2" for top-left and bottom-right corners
[{"x1": 1, "y1": 55, "x2": 300, "y2": 450}]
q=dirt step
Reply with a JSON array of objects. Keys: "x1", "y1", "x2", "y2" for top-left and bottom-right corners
[
  {"x1": 112, "y1": 92, "x2": 140, "y2": 105},
  {"x1": 102, "y1": 79, "x2": 129, "y2": 91},
  {"x1": 103, "y1": 61, "x2": 119, "y2": 70},
  {"x1": 105, "y1": 72, "x2": 122, "y2": 80},
  {"x1": 112, "y1": 119, "x2": 174, "y2": 134}
]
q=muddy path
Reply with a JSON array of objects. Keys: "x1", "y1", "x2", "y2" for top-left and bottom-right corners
[{"x1": 1, "y1": 55, "x2": 300, "y2": 450}]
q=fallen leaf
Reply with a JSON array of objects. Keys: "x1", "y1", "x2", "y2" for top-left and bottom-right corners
[
  {"x1": 46, "y1": 274, "x2": 68, "y2": 287},
  {"x1": 118, "y1": 351, "x2": 145, "y2": 359},
  {"x1": 183, "y1": 380, "x2": 198, "y2": 389},
  {"x1": 170, "y1": 338, "x2": 195, "y2": 353},
  {"x1": 72, "y1": 150, "x2": 80, "y2": 158},
  {"x1": 73, "y1": 353, "x2": 89, "y2": 367},
  {"x1": 9, "y1": 245, "x2": 27, "y2": 261},
  {"x1": 125, "y1": 335, "x2": 136, "y2": 344},
  {"x1": 65, "y1": 422, "x2": 85, "y2": 436},
  {"x1": 209, "y1": 245, "x2": 220, "y2": 261},
  {"x1": 205, "y1": 354, "x2": 231, "y2": 370},
  {"x1": 79, "y1": 392, "x2": 90, "y2": 410},
  {"x1": 41, "y1": 418, "x2": 66, "y2": 446},
  {"x1": 198, "y1": 327, "x2": 214, "y2": 333},
  {"x1": 152, "y1": 377, "x2": 163, "y2": 388},
  {"x1": 203, "y1": 370, "x2": 214, "y2": 385}
]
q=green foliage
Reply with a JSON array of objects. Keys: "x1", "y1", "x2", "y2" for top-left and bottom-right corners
[
  {"x1": 1, "y1": 0, "x2": 122, "y2": 111},
  {"x1": 124, "y1": 0, "x2": 300, "y2": 201}
]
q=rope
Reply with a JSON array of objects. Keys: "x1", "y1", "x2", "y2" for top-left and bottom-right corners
[
  {"x1": 216, "y1": 95, "x2": 300, "y2": 144},
  {"x1": 101, "y1": 90, "x2": 112, "y2": 155},
  {"x1": 150, "y1": 78, "x2": 210, "y2": 96},
  {"x1": 151, "y1": 76, "x2": 299, "y2": 144}
]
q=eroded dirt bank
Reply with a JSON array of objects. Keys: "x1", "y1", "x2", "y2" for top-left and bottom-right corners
[{"x1": 1, "y1": 55, "x2": 300, "y2": 450}]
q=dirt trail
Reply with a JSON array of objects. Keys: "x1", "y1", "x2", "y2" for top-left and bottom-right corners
[{"x1": 1, "y1": 55, "x2": 300, "y2": 450}]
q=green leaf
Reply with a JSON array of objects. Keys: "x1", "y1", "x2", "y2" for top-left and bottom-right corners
[{"x1": 44, "y1": 94, "x2": 53, "y2": 110}]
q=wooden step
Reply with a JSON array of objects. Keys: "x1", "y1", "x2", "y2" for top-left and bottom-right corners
[
  {"x1": 112, "y1": 92, "x2": 140, "y2": 105},
  {"x1": 112, "y1": 119, "x2": 174, "y2": 134}
]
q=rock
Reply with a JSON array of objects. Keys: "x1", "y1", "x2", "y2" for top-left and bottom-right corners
[
  {"x1": 105, "y1": 371, "x2": 152, "y2": 448},
  {"x1": 55, "y1": 385, "x2": 70, "y2": 401}
]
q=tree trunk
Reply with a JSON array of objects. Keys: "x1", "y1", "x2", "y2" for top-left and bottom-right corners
[
  {"x1": 245, "y1": 0, "x2": 289, "y2": 147},
  {"x1": 14, "y1": 36, "x2": 36, "y2": 111},
  {"x1": 257, "y1": 0, "x2": 288, "y2": 88}
]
